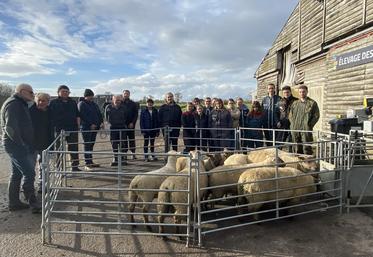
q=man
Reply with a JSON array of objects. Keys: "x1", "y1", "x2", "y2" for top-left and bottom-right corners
[
  {"x1": 105, "y1": 95, "x2": 129, "y2": 166},
  {"x1": 192, "y1": 97, "x2": 200, "y2": 111},
  {"x1": 122, "y1": 90, "x2": 139, "y2": 159},
  {"x1": 277, "y1": 86, "x2": 298, "y2": 151},
  {"x1": 78, "y1": 89, "x2": 103, "y2": 170},
  {"x1": 1, "y1": 83, "x2": 41, "y2": 213},
  {"x1": 158, "y1": 92, "x2": 182, "y2": 151},
  {"x1": 236, "y1": 97, "x2": 249, "y2": 148},
  {"x1": 204, "y1": 97, "x2": 213, "y2": 116},
  {"x1": 49, "y1": 85, "x2": 81, "y2": 171},
  {"x1": 262, "y1": 83, "x2": 281, "y2": 146},
  {"x1": 30, "y1": 93, "x2": 53, "y2": 193},
  {"x1": 289, "y1": 85, "x2": 320, "y2": 155}
]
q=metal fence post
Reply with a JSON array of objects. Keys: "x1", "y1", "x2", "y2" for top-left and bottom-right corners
[
  {"x1": 272, "y1": 129, "x2": 276, "y2": 146},
  {"x1": 275, "y1": 147, "x2": 279, "y2": 218},
  {"x1": 195, "y1": 151, "x2": 202, "y2": 247},
  {"x1": 41, "y1": 149, "x2": 48, "y2": 244},
  {"x1": 235, "y1": 128, "x2": 240, "y2": 150}
]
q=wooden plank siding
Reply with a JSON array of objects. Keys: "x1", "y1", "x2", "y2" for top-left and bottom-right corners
[
  {"x1": 255, "y1": 0, "x2": 373, "y2": 132},
  {"x1": 367, "y1": 0, "x2": 373, "y2": 22},
  {"x1": 300, "y1": 0, "x2": 324, "y2": 59}
]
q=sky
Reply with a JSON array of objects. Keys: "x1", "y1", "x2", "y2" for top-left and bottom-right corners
[{"x1": 0, "y1": 0, "x2": 298, "y2": 101}]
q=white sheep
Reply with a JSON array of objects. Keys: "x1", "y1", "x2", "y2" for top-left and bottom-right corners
[
  {"x1": 237, "y1": 166, "x2": 316, "y2": 220},
  {"x1": 128, "y1": 150, "x2": 179, "y2": 228},
  {"x1": 207, "y1": 155, "x2": 284, "y2": 201},
  {"x1": 223, "y1": 153, "x2": 250, "y2": 166},
  {"x1": 157, "y1": 151, "x2": 207, "y2": 238},
  {"x1": 247, "y1": 148, "x2": 318, "y2": 173}
]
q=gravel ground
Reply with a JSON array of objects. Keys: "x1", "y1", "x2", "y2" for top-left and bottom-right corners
[{"x1": 1, "y1": 144, "x2": 373, "y2": 257}]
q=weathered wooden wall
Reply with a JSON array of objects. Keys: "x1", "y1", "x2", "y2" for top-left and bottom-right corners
[
  {"x1": 325, "y1": 33, "x2": 373, "y2": 128},
  {"x1": 300, "y1": 0, "x2": 324, "y2": 59},
  {"x1": 256, "y1": 0, "x2": 373, "y2": 131}
]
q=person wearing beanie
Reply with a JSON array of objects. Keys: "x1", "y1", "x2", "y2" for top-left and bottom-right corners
[
  {"x1": 49, "y1": 85, "x2": 81, "y2": 171},
  {"x1": 78, "y1": 89, "x2": 103, "y2": 170}
]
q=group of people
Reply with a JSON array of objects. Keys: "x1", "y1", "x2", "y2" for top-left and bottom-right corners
[{"x1": 0, "y1": 82, "x2": 319, "y2": 213}]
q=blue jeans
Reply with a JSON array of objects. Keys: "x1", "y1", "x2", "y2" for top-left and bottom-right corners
[{"x1": 4, "y1": 142, "x2": 36, "y2": 196}]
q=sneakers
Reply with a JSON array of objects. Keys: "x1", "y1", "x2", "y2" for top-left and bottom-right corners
[
  {"x1": 84, "y1": 166, "x2": 94, "y2": 171},
  {"x1": 152, "y1": 156, "x2": 158, "y2": 161},
  {"x1": 144, "y1": 158, "x2": 150, "y2": 162}
]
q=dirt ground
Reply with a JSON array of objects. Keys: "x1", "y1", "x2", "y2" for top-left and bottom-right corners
[{"x1": 1, "y1": 144, "x2": 373, "y2": 257}]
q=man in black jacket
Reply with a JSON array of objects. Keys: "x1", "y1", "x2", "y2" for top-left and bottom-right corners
[
  {"x1": 106, "y1": 95, "x2": 129, "y2": 166},
  {"x1": 277, "y1": 86, "x2": 298, "y2": 151},
  {"x1": 1, "y1": 83, "x2": 41, "y2": 213},
  {"x1": 122, "y1": 90, "x2": 139, "y2": 159},
  {"x1": 158, "y1": 92, "x2": 182, "y2": 151},
  {"x1": 49, "y1": 85, "x2": 81, "y2": 171}
]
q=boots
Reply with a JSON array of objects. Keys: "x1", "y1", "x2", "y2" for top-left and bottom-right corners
[
  {"x1": 8, "y1": 181, "x2": 29, "y2": 211},
  {"x1": 24, "y1": 189, "x2": 42, "y2": 214}
]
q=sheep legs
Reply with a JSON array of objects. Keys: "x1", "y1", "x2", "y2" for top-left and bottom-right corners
[{"x1": 142, "y1": 204, "x2": 152, "y2": 232}]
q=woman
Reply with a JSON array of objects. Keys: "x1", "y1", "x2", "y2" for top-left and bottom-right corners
[
  {"x1": 181, "y1": 102, "x2": 196, "y2": 153},
  {"x1": 227, "y1": 98, "x2": 241, "y2": 149},
  {"x1": 209, "y1": 98, "x2": 232, "y2": 151},
  {"x1": 140, "y1": 98, "x2": 159, "y2": 161},
  {"x1": 194, "y1": 105, "x2": 209, "y2": 151},
  {"x1": 246, "y1": 101, "x2": 265, "y2": 149}
]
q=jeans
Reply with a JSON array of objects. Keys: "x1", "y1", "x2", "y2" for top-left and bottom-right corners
[
  {"x1": 143, "y1": 134, "x2": 156, "y2": 157},
  {"x1": 4, "y1": 142, "x2": 37, "y2": 197},
  {"x1": 125, "y1": 129, "x2": 136, "y2": 153},
  {"x1": 110, "y1": 127, "x2": 128, "y2": 162},
  {"x1": 81, "y1": 130, "x2": 97, "y2": 164}
]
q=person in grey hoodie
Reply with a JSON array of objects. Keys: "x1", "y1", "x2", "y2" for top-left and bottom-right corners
[{"x1": 1, "y1": 83, "x2": 41, "y2": 213}]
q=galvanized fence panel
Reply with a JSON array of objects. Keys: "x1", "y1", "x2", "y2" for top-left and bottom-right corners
[
  {"x1": 41, "y1": 133, "x2": 195, "y2": 246},
  {"x1": 41, "y1": 127, "x2": 354, "y2": 247}
]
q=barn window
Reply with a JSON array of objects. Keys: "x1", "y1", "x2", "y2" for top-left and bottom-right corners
[{"x1": 277, "y1": 45, "x2": 295, "y2": 87}]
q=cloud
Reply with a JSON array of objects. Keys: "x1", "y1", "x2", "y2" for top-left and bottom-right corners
[
  {"x1": 66, "y1": 67, "x2": 76, "y2": 75},
  {"x1": 0, "y1": 0, "x2": 298, "y2": 98}
]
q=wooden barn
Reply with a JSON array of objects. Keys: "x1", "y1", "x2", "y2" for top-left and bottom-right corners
[{"x1": 255, "y1": 0, "x2": 373, "y2": 131}]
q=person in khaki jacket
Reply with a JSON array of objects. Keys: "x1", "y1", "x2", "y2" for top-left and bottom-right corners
[{"x1": 289, "y1": 85, "x2": 319, "y2": 155}]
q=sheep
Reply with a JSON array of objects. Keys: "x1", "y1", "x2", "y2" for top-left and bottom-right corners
[
  {"x1": 223, "y1": 153, "x2": 250, "y2": 166},
  {"x1": 207, "y1": 155, "x2": 284, "y2": 202},
  {"x1": 237, "y1": 166, "x2": 316, "y2": 220},
  {"x1": 128, "y1": 150, "x2": 179, "y2": 228},
  {"x1": 157, "y1": 151, "x2": 207, "y2": 238},
  {"x1": 247, "y1": 148, "x2": 318, "y2": 173}
]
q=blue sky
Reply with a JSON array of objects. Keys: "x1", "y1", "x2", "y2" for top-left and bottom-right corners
[{"x1": 0, "y1": 0, "x2": 298, "y2": 100}]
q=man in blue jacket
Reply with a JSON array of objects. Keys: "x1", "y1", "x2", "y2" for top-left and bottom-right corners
[
  {"x1": 78, "y1": 89, "x2": 103, "y2": 170},
  {"x1": 1, "y1": 83, "x2": 41, "y2": 213},
  {"x1": 261, "y1": 83, "x2": 281, "y2": 146}
]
